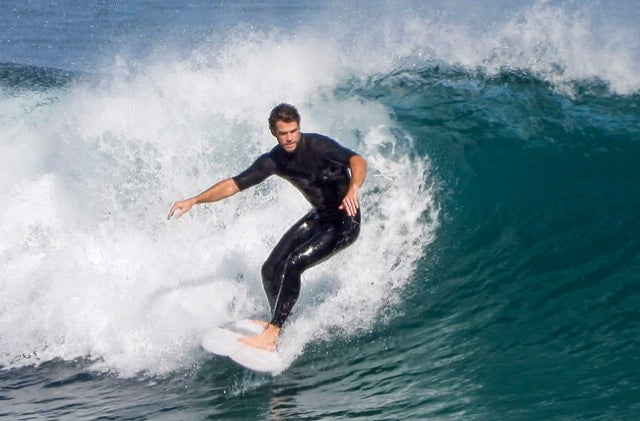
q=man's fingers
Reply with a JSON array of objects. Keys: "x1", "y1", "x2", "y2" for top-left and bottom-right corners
[
  {"x1": 350, "y1": 200, "x2": 358, "y2": 216},
  {"x1": 167, "y1": 203, "x2": 182, "y2": 220},
  {"x1": 340, "y1": 198, "x2": 358, "y2": 216}
]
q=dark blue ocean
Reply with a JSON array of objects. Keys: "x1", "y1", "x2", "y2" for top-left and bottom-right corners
[{"x1": 2, "y1": 1, "x2": 639, "y2": 419}]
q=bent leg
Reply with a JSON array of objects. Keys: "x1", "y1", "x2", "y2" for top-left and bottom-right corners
[
  {"x1": 261, "y1": 212, "x2": 317, "y2": 310},
  {"x1": 268, "y1": 211, "x2": 361, "y2": 327}
]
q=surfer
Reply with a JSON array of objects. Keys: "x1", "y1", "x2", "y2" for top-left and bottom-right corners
[{"x1": 168, "y1": 103, "x2": 367, "y2": 351}]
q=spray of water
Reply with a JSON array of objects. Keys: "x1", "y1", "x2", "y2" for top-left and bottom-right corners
[
  {"x1": 2, "y1": 0, "x2": 637, "y2": 376},
  {"x1": 0, "y1": 28, "x2": 436, "y2": 377}
]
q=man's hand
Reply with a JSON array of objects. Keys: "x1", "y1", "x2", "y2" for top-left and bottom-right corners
[
  {"x1": 167, "y1": 199, "x2": 194, "y2": 220},
  {"x1": 339, "y1": 155, "x2": 366, "y2": 217},
  {"x1": 167, "y1": 178, "x2": 241, "y2": 220},
  {"x1": 339, "y1": 186, "x2": 360, "y2": 217}
]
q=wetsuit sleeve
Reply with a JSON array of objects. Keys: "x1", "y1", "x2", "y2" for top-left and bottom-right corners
[
  {"x1": 232, "y1": 153, "x2": 277, "y2": 191},
  {"x1": 310, "y1": 134, "x2": 358, "y2": 166}
]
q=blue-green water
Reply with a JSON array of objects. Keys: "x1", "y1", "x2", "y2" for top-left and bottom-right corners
[{"x1": 2, "y1": 1, "x2": 639, "y2": 419}]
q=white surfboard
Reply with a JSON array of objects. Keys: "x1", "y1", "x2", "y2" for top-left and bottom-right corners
[{"x1": 202, "y1": 319, "x2": 285, "y2": 374}]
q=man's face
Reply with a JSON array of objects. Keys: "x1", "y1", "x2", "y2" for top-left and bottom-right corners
[{"x1": 273, "y1": 120, "x2": 301, "y2": 153}]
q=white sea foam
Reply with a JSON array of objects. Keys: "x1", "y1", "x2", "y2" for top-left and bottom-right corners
[
  {"x1": 0, "y1": 27, "x2": 436, "y2": 376},
  {"x1": 314, "y1": 0, "x2": 640, "y2": 95},
  {"x1": 1, "y1": 0, "x2": 637, "y2": 376}
]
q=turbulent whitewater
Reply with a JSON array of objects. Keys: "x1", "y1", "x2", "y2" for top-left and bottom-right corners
[{"x1": 1, "y1": 1, "x2": 639, "y2": 419}]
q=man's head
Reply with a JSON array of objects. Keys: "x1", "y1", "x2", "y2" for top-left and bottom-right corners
[
  {"x1": 269, "y1": 103, "x2": 302, "y2": 153},
  {"x1": 268, "y1": 103, "x2": 300, "y2": 132}
]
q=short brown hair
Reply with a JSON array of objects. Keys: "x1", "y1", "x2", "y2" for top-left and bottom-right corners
[{"x1": 268, "y1": 103, "x2": 301, "y2": 132}]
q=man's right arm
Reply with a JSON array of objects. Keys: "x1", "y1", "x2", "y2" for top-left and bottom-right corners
[
  {"x1": 167, "y1": 178, "x2": 240, "y2": 219},
  {"x1": 339, "y1": 154, "x2": 367, "y2": 217}
]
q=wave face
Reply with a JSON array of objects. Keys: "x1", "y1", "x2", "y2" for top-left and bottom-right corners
[
  {"x1": 369, "y1": 67, "x2": 640, "y2": 419},
  {"x1": 1, "y1": 1, "x2": 639, "y2": 419}
]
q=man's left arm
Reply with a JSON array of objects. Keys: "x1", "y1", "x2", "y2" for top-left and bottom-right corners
[{"x1": 339, "y1": 154, "x2": 367, "y2": 217}]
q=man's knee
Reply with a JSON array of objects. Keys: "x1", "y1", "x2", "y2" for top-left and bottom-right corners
[{"x1": 261, "y1": 260, "x2": 275, "y2": 282}]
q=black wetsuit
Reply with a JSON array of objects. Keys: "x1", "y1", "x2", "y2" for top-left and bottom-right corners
[{"x1": 232, "y1": 133, "x2": 361, "y2": 327}]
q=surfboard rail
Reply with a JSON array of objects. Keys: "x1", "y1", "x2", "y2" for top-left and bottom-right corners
[{"x1": 202, "y1": 319, "x2": 286, "y2": 374}]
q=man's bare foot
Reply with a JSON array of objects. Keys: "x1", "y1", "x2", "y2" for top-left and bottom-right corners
[{"x1": 239, "y1": 323, "x2": 280, "y2": 352}]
